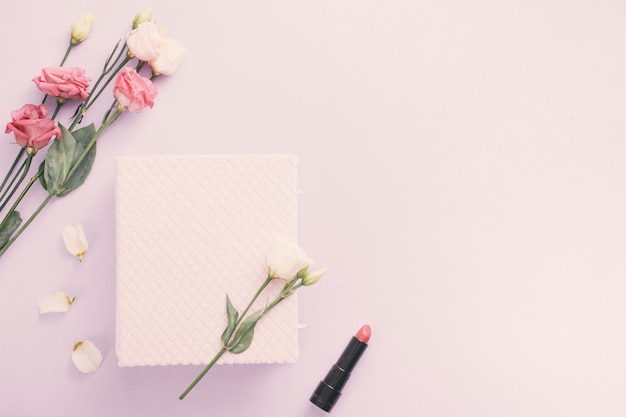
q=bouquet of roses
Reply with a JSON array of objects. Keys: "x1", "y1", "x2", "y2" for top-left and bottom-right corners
[{"x1": 0, "y1": 6, "x2": 183, "y2": 257}]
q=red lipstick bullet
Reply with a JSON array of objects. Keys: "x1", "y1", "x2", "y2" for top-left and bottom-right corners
[{"x1": 309, "y1": 324, "x2": 371, "y2": 412}]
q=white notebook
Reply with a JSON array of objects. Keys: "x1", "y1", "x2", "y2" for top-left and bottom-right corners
[{"x1": 115, "y1": 155, "x2": 299, "y2": 366}]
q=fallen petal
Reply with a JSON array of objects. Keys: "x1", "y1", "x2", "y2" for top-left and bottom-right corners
[
  {"x1": 38, "y1": 291, "x2": 75, "y2": 314},
  {"x1": 63, "y1": 224, "x2": 88, "y2": 261},
  {"x1": 72, "y1": 340, "x2": 103, "y2": 373}
]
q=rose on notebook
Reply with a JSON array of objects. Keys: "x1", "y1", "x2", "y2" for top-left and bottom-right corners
[{"x1": 179, "y1": 237, "x2": 327, "y2": 400}]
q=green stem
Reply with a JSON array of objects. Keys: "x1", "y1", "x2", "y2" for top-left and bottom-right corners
[
  {"x1": 0, "y1": 155, "x2": 32, "y2": 213},
  {"x1": 101, "y1": 101, "x2": 119, "y2": 125},
  {"x1": 179, "y1": 347, "x2": 228, "y2": 400},
  {"x1": 51, "y1": 101, "x2": 64, "y2": 120},
  {"x1": 83, "y1": 55, "x2": 131, "y2": 113},
  {"x1": 0, "y1": 164, "x2": 37, "y2": 232},
  {"x1": 0, "y1": 149, "x2": 25, "y2": 196},
  {"x1": 180, "y1": 276, "x2": 273, "y2": 400},
  {"x1": 0, "y1": 193, "x2": 54, "y2": 257},
  {"x1": 234, "y1": 275, "x2": 273, "y2": 328},
  {"x1": 83, "y1": 44, "x2": 128, "y2": 113},
  {"x1": 63, "y1": 107, "x2": 123, "y2": 189},
  {"x1": 69, "y1": 42, "x2": 128, "y2": 130},
  {"x1": 180, "y1": 275, "x2": 303, "y2": 399},
  {"x1": 59, "y1": 43, "x2": 74, "y2": 66},
  {"x1": 265, "y1": 280, "x2": 303, "y2": 313}
]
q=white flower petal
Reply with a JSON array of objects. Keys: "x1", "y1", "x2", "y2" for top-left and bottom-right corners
[
  {"x1": 38, "y1": 291, "x2": 75, "y2": 314},
  {"x1": 72, "y1": 340, "x2": 103, "y2": 373},
  {"x1": 149, "y1": 36, "x2": 185, "y2": 76},
  {"x1": 63, "y1": 223, "x2": 88, "y2": 261},
  {"x1": 266, "y1": 236, "x2": 313, "y2": 280}
]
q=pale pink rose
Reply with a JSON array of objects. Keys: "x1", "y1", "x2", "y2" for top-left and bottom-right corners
[
  {"x1": 126, "y1": 21, "x2": 161, "y2": 61},
  {"x1": 113, "y1": 67, "x2": 158, "y2": 112},
  {"x1": 32, "y1": 67, "x2": 91, "y2": 100},
  {"x1": 5, "y1": 104, "x2": 62, "y2": 150},
  {"x1": 149, "y1": 37, "x2": 185, "y2": 76}
]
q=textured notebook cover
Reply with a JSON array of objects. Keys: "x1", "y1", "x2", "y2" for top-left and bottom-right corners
[{"x1": 115, "y1": 155, "x2": 298, "y2": 367}]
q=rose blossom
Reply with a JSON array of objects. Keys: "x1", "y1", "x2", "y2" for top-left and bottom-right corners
[
  {"x1": 32, "y1": 67, "x2": 91, "y2": 101},
  {"x1": 126, "y1": 21, "x2": 161, "y2": 61},
  {"x1": 113, "y1": 67, "x2": 158, "y2": 112},
  {"x1": 5, "y1": 104, "x2": 62, "y2": 150},
  {"x1": 149, "y1": 36, "x2": 185, "y2": 76},
  {"x1": 266, "y1": 236, "x2": 313, "y2": 280}
]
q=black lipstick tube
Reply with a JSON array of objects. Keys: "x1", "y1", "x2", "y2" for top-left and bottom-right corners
[{"x1": 309, "y1": 335, "x2": 368, "y2": 412}]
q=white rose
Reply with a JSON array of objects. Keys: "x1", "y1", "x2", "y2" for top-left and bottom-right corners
[
  {"x1": 126, "y1": 21, "x2": 162, "y2": 61},
  {"x1": 266, "y1": 236, "x2": 312, "y2": 280},
  {"x1": 150, "y1": 37, "x2": 185, "y2": 76}
]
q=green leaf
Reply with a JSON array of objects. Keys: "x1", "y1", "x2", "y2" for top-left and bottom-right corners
[
  {"x1": 220, "y1": 296, "x2": 239, "y2": 346},
  {"x1": 0, "y1": 211, "x2": 22, "y2": 248},
  {"x1": 43, "y1": 124, "x2": 76, "y2": 195},
  {"x1": 42, "y1": 123, "x2": 97, "y2": 197},
  {"x1": 57, "y1": 123, "x2": 97, "y2": 197},
  {"x1": 227, "y1": 310, "x2": 263, "y2": 354}
]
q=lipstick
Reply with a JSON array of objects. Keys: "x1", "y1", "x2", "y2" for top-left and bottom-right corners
[{"x1": 309, "y1": 324, "x2": 371, "y2": 412}]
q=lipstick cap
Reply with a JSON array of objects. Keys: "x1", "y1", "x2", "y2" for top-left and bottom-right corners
[{"x1": 310, "y1": 381, "x2": 341, "y2": 412}]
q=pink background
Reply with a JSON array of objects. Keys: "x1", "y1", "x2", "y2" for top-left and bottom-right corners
[{"x1": 1, "y1": 0, "x2": 626, "y2": 415}]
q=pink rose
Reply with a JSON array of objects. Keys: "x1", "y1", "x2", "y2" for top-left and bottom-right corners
[
  {"x1": 5, "y1": 104, "x2": 62, "y2": 150},
  {"x1": 113, "y1": 67, "x2": 158, "y2": 112},
  {"x1": 32, "y1": 67, "x2": 91, "y2": 101}
]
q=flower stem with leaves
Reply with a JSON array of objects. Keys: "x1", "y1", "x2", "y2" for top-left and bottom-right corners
[
  {"x1": 179, "y1": 239, "x2": 326, "y2": 400},
  {"x1": 0, "y1": 104, "x2": 122, "y2": 257}
]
